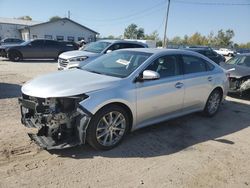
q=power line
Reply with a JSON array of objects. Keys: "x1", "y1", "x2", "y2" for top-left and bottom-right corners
[
  {"x1": 81, "y1": 0, "x2": 166, "y2": 22},
  {"x1": 174, "y1": 0, "x2": 250, "y2": 6}
]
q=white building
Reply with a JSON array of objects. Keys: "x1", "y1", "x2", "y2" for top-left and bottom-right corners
[
  {"x1": 0, "y1": 17, "x2": 99, "y2": 42},
  {"x1": 0, "y1": 17, "x2": 41, "y2": 40}
]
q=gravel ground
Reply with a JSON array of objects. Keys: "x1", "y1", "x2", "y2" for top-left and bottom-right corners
[{"x1": 0, "y1": 58, "x2": 250, "y2": 188}]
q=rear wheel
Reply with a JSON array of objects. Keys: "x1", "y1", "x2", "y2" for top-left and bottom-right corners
[
  {"x1": 203, "y1": 89, "x2": 222, "y2": 117},
  {"x1": 9, "y1": 51, "x2": 22, "y2": 62},
  {"x1": 86, "y1": 105, "x2": 129, "y2": 150}
]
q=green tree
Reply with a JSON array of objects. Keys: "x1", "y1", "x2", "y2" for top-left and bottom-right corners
[
  {"x1": 18, "y1": 16, "x2": 32, "y2": 20},
  {"x1": 106, "y1": 35, "x2": 115, "y2": 39},
  {"x1": 215, "y1": 29, "x2": 235, "y2": 47},
  {"x1": 49, "y1": 16, "x2": 62, "y2": 22},
  {"x1": 188, "y1": 32, "x2": 208, "y2": 45},
  {"x1": 145, "y1": 30, "x2": 159, "y2": 40},
  {"x1": 124, "y1": 24, "x2": 145, "y2": 39},
  {"x1": 137, "y1": 28, "x2": 145, "y2": 39},
  {"x1": 171, "y1": 36, "x2": 183, "y2": 45}
]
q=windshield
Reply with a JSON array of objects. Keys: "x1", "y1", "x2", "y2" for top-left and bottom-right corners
[
  {"x1": 82, "y1": 41, "x2": 111, "y2": 53},
  {"x1": 82, "y1": 51, "x2": 152, "y2": 78},
  {"x1": 21, "y1": 41, "x2": 31, "y2": 46},
  {"x1": 226, "y1": 55, "x2": 250, "y2": 67}
]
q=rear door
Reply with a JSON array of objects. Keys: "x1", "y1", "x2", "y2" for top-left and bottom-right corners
[
  {"x1": 136, "y1": 55, "x2": 185, "y2": 126},
  {"x1": 181, "y1": 55, "x2": 215, "y2": 111},
  {"x1": 43, "y1": 40, "x2": 60, "y2": 58}
]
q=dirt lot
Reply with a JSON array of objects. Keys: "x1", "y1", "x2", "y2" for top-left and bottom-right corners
[{"x1": 0, "y1": 58, "x2": 250, "y2": 188}]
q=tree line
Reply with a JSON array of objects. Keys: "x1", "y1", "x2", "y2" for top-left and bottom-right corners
[{"x1": 106, "y1": 23, "x2": 250, "y2": 49}]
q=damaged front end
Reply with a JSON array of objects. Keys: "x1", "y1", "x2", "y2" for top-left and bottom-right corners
[
  {"x1": 18, "y1": 94, "x2": 92, "y2": 150},
  {"x1": 228, "y1": 76, "x2": 250, "y2": 93}
]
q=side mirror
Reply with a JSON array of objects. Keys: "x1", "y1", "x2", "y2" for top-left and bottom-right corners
[
  {"x1": 106, "y1": 50, "x2": 112, "y2": 53},
  {"x1": 136, "y1": 70, "x2": 160, "y2": 82}
]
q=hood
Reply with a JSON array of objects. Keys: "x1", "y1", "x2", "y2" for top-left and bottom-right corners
[
  {"x1": 220, "y1": 62, "x2": 250, "y2": 78},
  {"x1": 59, "y1": 50, "x2": 99, "y2": 59},
  {"x1": 22, "y1": 69, "x2": 121, "y2": 98},
  {"x1": 0, "y1": 44, "x2": 21, "y2": 49}
]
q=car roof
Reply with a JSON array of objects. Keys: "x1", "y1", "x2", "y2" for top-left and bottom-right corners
[
  {"x1": 185, "y1": 48, "x2": 209, "y2": 51},
  {"x1": 118, "y1": 48, "x2": 207, "y2": 56},
  {"x1": 98, "y1": 39, "x2": 147, "y2": 46}
]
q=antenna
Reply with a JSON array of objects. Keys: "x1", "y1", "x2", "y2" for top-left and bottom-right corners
[{"x1": 68, "y1": 11, "x2": 71, "y2": 19}]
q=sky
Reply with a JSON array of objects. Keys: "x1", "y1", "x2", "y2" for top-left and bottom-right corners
[{"x1": 0, "y1": 0, "x2": 250, "y2": 43}]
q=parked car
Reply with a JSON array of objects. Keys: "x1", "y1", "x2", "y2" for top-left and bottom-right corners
[
  {"x1": 186, "y1": 48, "x2": 225, "y2": 64},
  {"x1": 19, "y1": 49, "x2": 228, "y2": 150},
  {"x1": 236, "y1": 48, "x2": 250, "y2": 54},
  {"x1": 58, "y1": 40, "x2": 148, "y2": 70},
  {"x1": 220, "y1": 53, "x2": 250, "y2": 94},
  {"x1": 214, "y1": 48, "x2": 235, "y2": 57},
  {"x1": 0, "y1": 38, "x2": 24, "y2": 46},
  {"x1": 5, "y1": 39, "x2": 78, "y2": 61}
]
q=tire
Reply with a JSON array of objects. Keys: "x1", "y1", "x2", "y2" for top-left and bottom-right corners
[
  {"x1": 9, "y1": 51, "x2": 22, "y2": 62},
  {"x1": 86, "y1": 105, "x2": 130, "y2": 150},
  {"x1": 203, "y1": 89, "x2": 222, "y2": 117},
  {"x1": 228, "y1": 53, "x2": 233, "y2": 57}
]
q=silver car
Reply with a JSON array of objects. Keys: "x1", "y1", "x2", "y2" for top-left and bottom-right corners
[{"x1": 19, "y1": 49, "x2": 229, "y2": 150}]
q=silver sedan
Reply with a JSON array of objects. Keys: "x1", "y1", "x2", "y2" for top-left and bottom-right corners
[{"x1": 19, "y1": 48, "x2": 229, "y2": 150}]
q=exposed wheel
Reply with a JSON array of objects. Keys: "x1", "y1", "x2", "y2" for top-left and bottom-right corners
[
  {"x1": 9, "y1": 51, "x2": 22, "y2": 62},
  {"x1": 86, "y1": 105, "x2": 129, "y2": 150},
  {"x1": 228, "y1": 53, "x2": 233, "y2": 57},
  {"x1": 203, "y1": 89, "x2": 222, "y2": 117}
]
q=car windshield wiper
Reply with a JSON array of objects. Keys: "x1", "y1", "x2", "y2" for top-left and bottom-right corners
[{"x1": 84, "y1": 69, "x2": 103, "y2": 75}]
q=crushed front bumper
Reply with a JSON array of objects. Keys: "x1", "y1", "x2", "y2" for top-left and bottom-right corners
[{"x1": 19, "y1": 97, "x2": 91, "y2": 150}]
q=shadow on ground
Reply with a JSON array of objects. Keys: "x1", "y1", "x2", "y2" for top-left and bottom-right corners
[
  {"x1": 0, "y1": 83, "x2": 21, "y2": 99},
  {"x1": 1, "y1": 58, "x2": 56, "y2": 63},
  {"x1": 228, "y1": 92, "x2": 250, "y2": 101},
  {"x1": 50, "y1": 99, "x2": 250, "y2": 159}
]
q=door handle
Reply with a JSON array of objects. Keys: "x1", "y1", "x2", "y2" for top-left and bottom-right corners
[
  {"x1": 207, "y1": 76, "x2": 213, "y2": 82},
  {"x1": 175, "y1": 82, "x2": 183, "y2": 89}
]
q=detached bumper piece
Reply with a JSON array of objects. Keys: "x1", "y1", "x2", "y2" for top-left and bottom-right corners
[
  {"x1": 28, "y1": 133, "x2": 80, "y2": 150},
  {"x1": 19, "y1": 96, "x2": 91, "y2": 150}
]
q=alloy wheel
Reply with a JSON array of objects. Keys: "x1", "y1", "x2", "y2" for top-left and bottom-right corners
[{"x1": 96, "y1": 111, "x2": 126, "y2": 147}]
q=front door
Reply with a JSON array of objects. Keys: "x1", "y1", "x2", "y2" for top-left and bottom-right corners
[{"x1": 136, "y1": 55, "x2": 184, "y2": 127}]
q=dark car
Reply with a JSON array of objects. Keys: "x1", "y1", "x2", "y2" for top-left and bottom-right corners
[
  {"x1": 6, "y1": 39, "x2": 78, "y2": 61},
  {"x1": 186, "y1": 48, "x2": 226, "y2": 64},
  {"x1": 0, "y1": 38, "x2": 24, "y2": 46},
  {"x1": 220, "y1": 53, "x2": 250, "y2": 94}
]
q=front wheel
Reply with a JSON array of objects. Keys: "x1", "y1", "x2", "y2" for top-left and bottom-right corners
[
  {"x1": 203, "y1": 89, "x2": 222, "y2": 117},
  {"x1": 86, "y1": 105, "x2": 129, "y2": 150},
  {"x1": 9, "y1": 51, "x2": 22, "y2": 62}
]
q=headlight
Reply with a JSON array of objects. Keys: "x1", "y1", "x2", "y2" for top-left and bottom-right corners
[{"x1": 69, "y1": 56, "x2": 88, "y2": 62}]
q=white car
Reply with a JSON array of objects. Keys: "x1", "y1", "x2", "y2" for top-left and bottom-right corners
[
  {"x1": 214, "y1": 48, "x2": 235, "y2": 57},
  {"x1": 58, "y1": 40, "x2": 148, "y2": 70}
]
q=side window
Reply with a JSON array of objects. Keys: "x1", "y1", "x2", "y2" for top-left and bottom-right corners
[
  {"x1": 45, "y1": 40, "x2": 58, "y2": 47},
  {"x1": 131, "y1": 44, "x2": 144, "y2": 48},
  {"x1": 182, "y1": 55, "x2": 208, "y2": 74},
  {"x1": 107, "y1": 43, "x2": 122, "y2": 51},
  {"x1": 31, "y1": 40, "x2": 44, "y2": 47},
  {"x1": 146, "y1": 55, "x2": 181, "y2": 79}
]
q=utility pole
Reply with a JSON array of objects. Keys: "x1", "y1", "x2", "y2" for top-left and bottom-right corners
[
  {"x1": 163, "y1": 0, "x2": 171, "y2": 48},
  {"x1": 68, "y1": 11, "x2": 71, "y2": 19}
]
